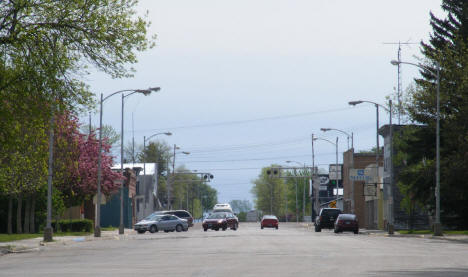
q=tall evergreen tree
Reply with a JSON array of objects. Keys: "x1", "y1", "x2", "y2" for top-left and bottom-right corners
[{"x1": 400, "y1": 0, "x2": 468, "y2": 228}]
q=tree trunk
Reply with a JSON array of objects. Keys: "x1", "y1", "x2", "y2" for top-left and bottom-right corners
[
  {"x1": 24, "y1": 195, "x2": 30, "y2": 233},
  {"x1": 16, "y1": 193, "x2": 23, "y2": 234},
  {"x1": 7, "y1": 195, "x2": 13, "y2": 234},
  {"x1": 30, "y1": 194, "x2": 36, "y2": 233}
]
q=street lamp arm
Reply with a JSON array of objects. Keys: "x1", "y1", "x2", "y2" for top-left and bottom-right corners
[
  {"x1": 320, "y1": 128, "x2": 351, "y2": 138},
  {"x1": 313, "y1": 137, "x2": 336, "y2": 146},
  {"x1": 350, "y1": 100, "x2": 389, "y2": 112},
  {"x1": 103, "y1": 87, "x2": 159, "y2": 102},
  {"x1": 391, "y1": 60, "x2": 439, "y2": 73},
  {"x1": 145, "y1": 132, "x2": 172, "y2": 143},
  {"x1": 103, "y1": 89, "x2": 137, "y2": 102},
  {"x1": 285, "y1": 160, "x2": 302, "y2": 166}
]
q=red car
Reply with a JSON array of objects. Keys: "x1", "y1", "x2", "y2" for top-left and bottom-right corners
[
  {"x1": 261, "y1": 215, "x2": 279, "y2": 229},
  {"x1": 334, "y1": 214, "x2": 359, "y2": 234},
  {"x1": 203, "y1": 212, "x2": 238, "y2": 231}
]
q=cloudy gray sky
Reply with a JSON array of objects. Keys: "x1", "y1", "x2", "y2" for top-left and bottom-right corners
[{"x1": 86, "y1": 0, "x2": 443, "y2": 203}]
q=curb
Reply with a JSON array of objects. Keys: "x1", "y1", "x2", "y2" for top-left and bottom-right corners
[{"x1": 0, "y1": 231, "x2": 124, "y2": 256}]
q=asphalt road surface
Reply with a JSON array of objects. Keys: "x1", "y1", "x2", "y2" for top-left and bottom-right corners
[{"x1": 1, "y1": 223, "x2": 468, "y2": 277}]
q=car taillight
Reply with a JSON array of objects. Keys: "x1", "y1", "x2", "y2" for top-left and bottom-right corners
[{"x1": 319, "y1": 216, "x2": 322, "y2": 221}]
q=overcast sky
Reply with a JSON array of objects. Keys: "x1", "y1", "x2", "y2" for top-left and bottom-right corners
[{"x1": 85, "y1": 0, "x2": 444, "y2": 204}]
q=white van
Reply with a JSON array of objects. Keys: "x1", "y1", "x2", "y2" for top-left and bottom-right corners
[{"x1": 213, "y1": 203, "x2": 233, "y2": 213}]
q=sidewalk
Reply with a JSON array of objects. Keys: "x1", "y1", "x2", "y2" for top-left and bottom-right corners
[
  {"x1": 300, "y1": 223, "x2": 468, "y2": 243},
  {"x1": 0, "y1": 229, "x2": 134, "y2": 255},
  {"x1": 358, "y1": 229, "x2": 468, "y2": 243}
]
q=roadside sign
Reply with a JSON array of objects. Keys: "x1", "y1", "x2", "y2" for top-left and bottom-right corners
[
  {"x1": 349, "y1": 168, "x2": 373, "y2": 182},
  {"x1": 329, "y1": 200, "x2": 337, "y2": 208}
]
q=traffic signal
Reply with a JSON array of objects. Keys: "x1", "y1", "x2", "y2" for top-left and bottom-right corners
[
  {"x1": 266, "y1": 168, "x2": 279, "y2": 177},
  {"x1": 203, "y1": 174, "x2": 214, "y2": 181}
]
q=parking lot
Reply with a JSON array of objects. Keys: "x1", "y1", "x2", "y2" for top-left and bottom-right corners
[{"x1": 1, "y1": 222, "x2": 468, "y2": 276}]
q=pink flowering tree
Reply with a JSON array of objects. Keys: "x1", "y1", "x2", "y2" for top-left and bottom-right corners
[
  {"x1": 77, "y1": 131, "x2": 122, "y2": 196},
  {"x1": 54, "y1": 112, "x2": 122, "y2": 207}
]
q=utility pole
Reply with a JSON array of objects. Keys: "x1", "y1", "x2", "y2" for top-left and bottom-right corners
[{"x1": 311, "y1": 134, "x2": 316, "y2": 220}]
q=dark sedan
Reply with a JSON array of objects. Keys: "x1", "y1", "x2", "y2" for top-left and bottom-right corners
[
  {"x1": 334, "y1": 213, "x2": 359, "y2": 234},
  {"x1": 202, "y1": 212, "x2": 238, "y2": 231}
]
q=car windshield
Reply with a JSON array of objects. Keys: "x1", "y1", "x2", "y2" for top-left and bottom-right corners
[
  {"x1": 143, "y1": 214, "x2": 163, "y2": 221},
  {"x1": 208, "y1": 213, "x2": 226, "y2": 219},
  {"x1": 263, "y1": 215, "x2": 277, "y2": 220},
  {"x1": 322, "y1": 209, "x2": 341, "y2": 216}
]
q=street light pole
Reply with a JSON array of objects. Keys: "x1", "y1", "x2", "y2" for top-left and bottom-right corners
[
  {"x1": 167, "y1": 145, "x2": 190, "y2": 210},
  {"x1": 96, "y1": 87, "x2": 159, "y2": 237},
  {"x1": 294, "y1": 168, "x2": 298, "y2": 223},
  {"x1": 391, "y1": 60, "x2": 442, "y2": 236},
  {"x1": 313, "y1": 137, "x2": 339, "y2": 203},
  {"x1": 143, "y1": 132, "x2": 172, "y2": 210},
  {"x1": 349, "y1": 99, "x2": 393, "y2": 233},
  {"x1": 320, "y1": 128, "x2": 353, "y2": 150},
  {"x1": 286, "y1": 161, "x2": 302, "y2": 223},
  {"x1": 119, "y1": 88, "x2": 158, "y2": 235},
  {"x1": 335, "y1": 137, "x2": 339, "y2": 201},
  {"x1": 311, "y1": 134, "x2": 316, "y2": 220}
]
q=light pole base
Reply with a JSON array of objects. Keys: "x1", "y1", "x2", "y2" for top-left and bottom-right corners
[
  {"x1": 43, "y1": 227, "x2": 53, "y2": 242},
  {"x1": 433, "y1": 222, "x2": 443, "y2": 236},
  {"x1": 387, "y1": 224, "x2": 394, "y2": 235},
  {"x1": 94, "y1": 226, "x2": 101, "y2": 237},
  {"x1": 119, "y1": 224, "x2": 124, "y2": 235}
]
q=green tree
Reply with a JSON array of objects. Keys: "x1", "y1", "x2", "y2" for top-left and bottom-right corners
[
  {"x1": 399, "y1": 0, "x2": 468, "y2": 228},
  {"x1": 0, "y1": 0, "x2": 155, "y2": 233},
  {"x1": 229, "y1": 200, "x2": 253, "y2": 213},
  {"x1": 251, "y1": 166, "x2": 287, "y2": 217},
  {"x1": 284, "y1": 168, "x2": 311, "y2": 221}
]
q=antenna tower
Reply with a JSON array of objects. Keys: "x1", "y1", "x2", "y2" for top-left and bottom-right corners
[{"x1": 383, "y1": 40, "x2": 418, "y2": 124}]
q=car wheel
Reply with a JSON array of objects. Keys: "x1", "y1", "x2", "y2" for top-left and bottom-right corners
[
  {"x1": 354, "y1": 229, "x2": 359, "y2": 234},
  {"x1": 204, "y1": 228, "x2": 207, "y2": 232},
  {"x1": 261, "y1": 226, "x2": 264, "y2": 229},
  {"x1": 215, "y1": 228, "x2": 219, "y2": 231},
  {"x1": 232, "y1": 224, "x2": 238, "y2": 231},
  {"x1": 149, "y1": 225, "x2": 158, "y2": 233},
  {"x1": 137, "y1": 230, "x2": 145, "y2": 234},
  {"x1": 176, "y1": 224, "x2": 183, "y2": 232},
  {"x1": 334, "y1": 228, "x2": 339, "y2": 233},
  {"x1": 275, "y1": 226, "x2": 278, "y2": 230},
  {"x1": 315, "y1": 226, "x2": 321, "y2": 232}
]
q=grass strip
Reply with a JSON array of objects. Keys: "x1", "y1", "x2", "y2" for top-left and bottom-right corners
[{"x1": 0, "y1": 232, "x2": 92, "y2": 243}]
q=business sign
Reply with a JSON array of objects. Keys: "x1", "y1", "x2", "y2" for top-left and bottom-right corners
[{"x1": 349, "y1": 168, "x2": 373, "y2": 182}]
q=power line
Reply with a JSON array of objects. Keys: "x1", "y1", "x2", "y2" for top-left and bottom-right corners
[
  {"x1": 178, "y1": 154, "x2": 338, "y2": 163},
  {"x1": 130, "y1": 106, "x2": 361, "y2": 133}
]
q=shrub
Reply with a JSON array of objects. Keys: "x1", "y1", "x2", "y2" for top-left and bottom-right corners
[{"x1": 49, "y1": 219, "x2": 93, "y2": 232}]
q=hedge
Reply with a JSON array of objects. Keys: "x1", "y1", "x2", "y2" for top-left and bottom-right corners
[{"x1": 49, "y1": 219, "x2": 93, "y2": 232}]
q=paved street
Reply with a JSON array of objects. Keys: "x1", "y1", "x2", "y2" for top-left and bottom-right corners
[{"x1": 1, "y1": 223, "x2": 468, "y2": 277}]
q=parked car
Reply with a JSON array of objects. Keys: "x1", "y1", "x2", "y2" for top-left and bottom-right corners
[
  {"x1": 315, "y1": 208, "x2": 341, "y2": 232},
  {"x1": 334, "y1": 214, "x2": 359, "y2": 234},
  {"x1": 165, "y1": 210, "x2": 194, "y2": 227},
  {"x1": 261, "y1": 215, "x2": 279, "y2": 229},
  {"x1": 203, "y1": 212, "x2": 238, "y2": 231},
  {"x1": 134, "y1": 214, "x2": 188, "y2": 234},
  {"x1": 150, "y1": 210, "x2": 194, "y2": 227}
]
